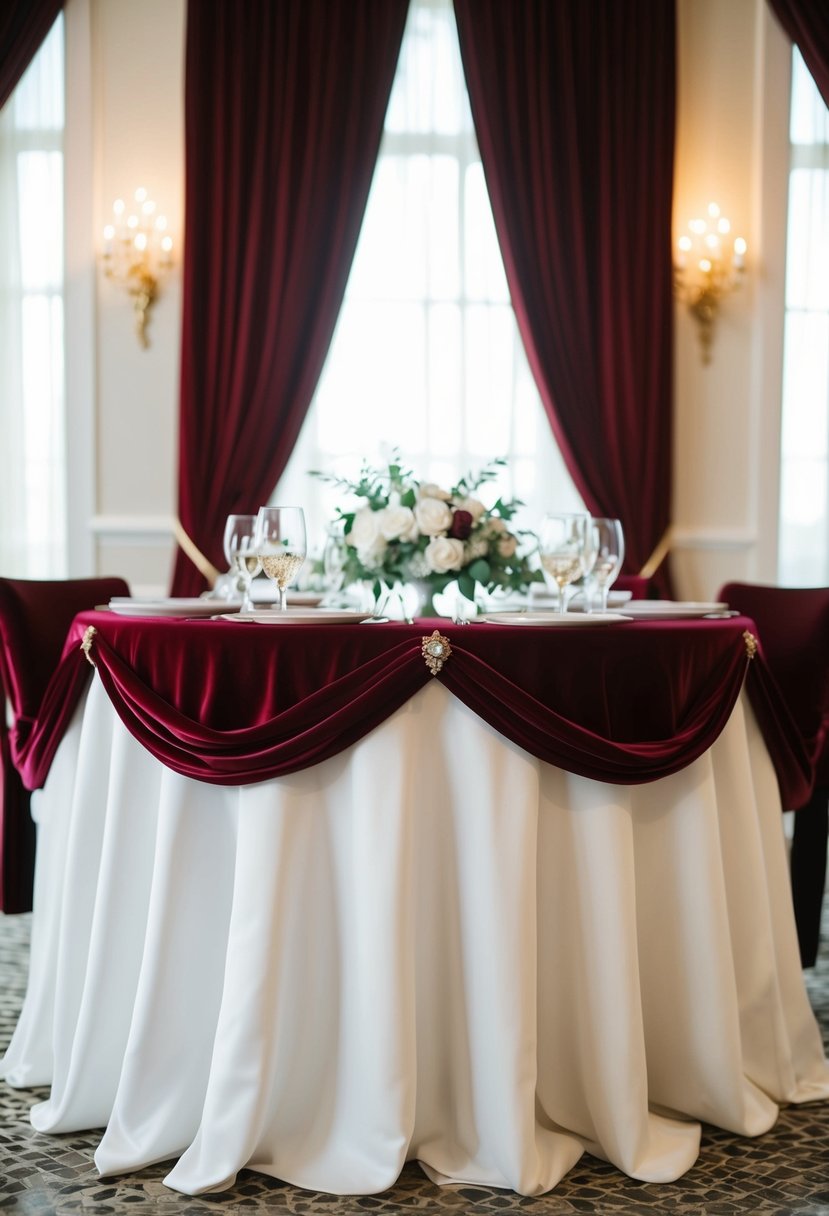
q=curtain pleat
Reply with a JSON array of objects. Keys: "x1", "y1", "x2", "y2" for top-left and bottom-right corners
[
  {"x1": 453, "y1": 0, "x2": 676, "y2": 591},
  {"x1": 769, "y1": 0, "x2": 829, "y2": 108},
  {"x1": 172, "y1": 0, "x2": 408, "y2": 595},
  {"x1": 0, "y1": 0, "x2": 63, "y2": 112}
]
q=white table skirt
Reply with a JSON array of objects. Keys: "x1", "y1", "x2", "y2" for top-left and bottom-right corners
[{"x1": 2, "y1": 676, "x2": 828, "y2": 1197}]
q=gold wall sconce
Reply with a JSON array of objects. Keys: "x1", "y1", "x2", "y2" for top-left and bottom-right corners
[
  {"x1": 101, "y1": 188, "x2": 174, "y2": 349},
  {"x1": 674, "y1": 203, "x2": 747, "y2": 365}
]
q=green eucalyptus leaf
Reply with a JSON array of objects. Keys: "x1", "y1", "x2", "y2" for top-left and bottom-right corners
[
  {"x1": 457, "y1": 572, "x2": 476, "y2": 601},
  {"x1": 468, "y1": 558, "x2": 491, "y2": 583}
]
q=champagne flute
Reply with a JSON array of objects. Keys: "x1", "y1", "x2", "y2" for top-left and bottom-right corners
[
  {"x1": 589, "y1": 518, "x2": 625, "y2": 613},
  {"x1": 255, "y1": 506, "x2": 307, "y2": 611},
  {"x1": 223, "y1": 514, "x2": 262, "y2": 612},
  {"x1": 537, "y1": 512, "x2": 591, "y2": 614}
]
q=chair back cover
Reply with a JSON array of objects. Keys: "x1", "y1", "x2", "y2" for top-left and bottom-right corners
[
  {"x1": 615, "y1": 574, "x2": 651, "y2": 600},
  {"x1": 0, "y1": 576, "x2": 130, "y2": 912},
  {"x1": 718, "y1": 583, "x2": 829, "y2": 786}
]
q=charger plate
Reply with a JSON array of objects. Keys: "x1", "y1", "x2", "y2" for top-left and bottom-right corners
[
  {"x1": 224, "y1": 609, "x2": 372, "y2": 624},
  {"x1": 480, "y1": 612, "x2": 633, "y2": 627},
  {"x1": 108, "y1": 598, "x2": 239, "y2": 618},
  {"x1": 621, "y1": 601, "x2": 728, "y2": 619}
]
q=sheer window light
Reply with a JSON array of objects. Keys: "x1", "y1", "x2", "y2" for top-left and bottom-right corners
[
  {"x1": 272, "y1": 0, "x2": 583, "y2": 556},
  {"x1": 778, "y1": 49, "x2": 829, "y2": 586},
  {"x1": 0, "y1": 15, "x2": 66, "y2": 577}
]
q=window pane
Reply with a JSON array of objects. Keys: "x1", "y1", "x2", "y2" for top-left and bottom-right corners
[
  {"x1": 0, "y1": 15, "x2": 66, "y2": 577},
  {"x1": 785, "y1": 169, "x2": 829, "y2": 311},
  {"x1": 778, "y1": 48, "x2": 829, "y2": 587},
  {"x1": 779, "y1": 460, "x2": 829, "y2": 585},
  {"x1": 385, "y1": 0, "x2": 472, "y2": 137},
  {"x1": 781, "y1": 313, "x2": 829, "y2": 458},
  {"x1": 790, "y1": 49, "x2": 829, "y2": 147},
  {"x1": 17, "y1": 152, "x2": 64, "y2": 292},
  {"x1": 12, "y1": 17, "x2": 64, "y2": 131},
  {"x1": 464, "y1": 162, "x2": 509, "y2": 302}
]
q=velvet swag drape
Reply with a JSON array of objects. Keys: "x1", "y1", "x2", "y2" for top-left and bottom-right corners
[
  {"x1": 0, "y1": 0, "x2": 63, "y2": 112},
  {"x1": 171, "y1": 0, "x2": 408, "y2": 596},
  {"x1": 769, "y1": 0, "x2": 829, "y2": 108},
  {"x1": 453, "y1": 0, "x2": 676, "y2": 590}
]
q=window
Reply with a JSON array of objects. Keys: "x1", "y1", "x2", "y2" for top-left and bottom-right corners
[
  {"x1": 778, "y1": 48, "x2": 829, "y2": 586},
  {"x1": 272, "y1": 0, "x2": 582, "y2": 553},
  {"x1": 0, "y1": 16, "x2": 66, "y2": 577}
]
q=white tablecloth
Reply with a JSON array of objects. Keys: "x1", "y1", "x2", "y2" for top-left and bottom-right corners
[{"x1": 2, "y1": 676, "x2": 828, "y2": 1196}]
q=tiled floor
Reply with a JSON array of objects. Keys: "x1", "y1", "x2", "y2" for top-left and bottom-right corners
[{"x1": 1, "y1": 908, "x2": 828, "y2": 1216}]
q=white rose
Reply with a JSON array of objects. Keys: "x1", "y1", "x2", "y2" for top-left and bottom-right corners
[
  {"x1": 457, "y1": 496, "x2": 486, "y2": 521},
  {"x1": 497, "y1": 534, "x2": 518, "y2": 558},
  {"x1": 379, "y1": 504, "x2": 418, "y2": 542},
  {"x1": 414, "y1": 496, "x2": 453, "y2": 536},
  {"x1": 418, "y1": 483, "x2": 451, "y2": 502},
  {"x1": 348, "y1": 506, "x2": 383, "y2": 550},
  {"x1": 425, "y1": 536, "x2": 465, "y2": 574}
]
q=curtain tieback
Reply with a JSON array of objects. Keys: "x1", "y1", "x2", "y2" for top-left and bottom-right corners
[
  {"x1": 639, "y1": 528, "x2": 672, "y2": 579},
  {"x1": 173, "y1": 519, "x2": 221, "y2": 587}
]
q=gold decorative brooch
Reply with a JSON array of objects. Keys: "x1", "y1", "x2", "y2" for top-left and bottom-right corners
[
  {"x1": 421, "y1": 630, "x2": 452, "y2": 676},
  {"x1": 80, "y1": 625, "x2": 97, "y2": 666},
  {"x1": 742, "y1": 630, "x2": 758, "y2": 659}
]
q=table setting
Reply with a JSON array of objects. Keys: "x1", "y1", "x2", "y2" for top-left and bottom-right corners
[{"x1": 3, "y1": 462, "x2": 828, "y2": 1199}]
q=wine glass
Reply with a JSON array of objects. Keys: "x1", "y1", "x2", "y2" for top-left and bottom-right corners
[
  {"x1": 255, "y1": 506, "x2": 307, "y2": 611},
  {"x1": 321, "y1": 521, "x2": 347, "y2": 603},
  {"x1": 588, "y1": 518, "x2": 625, "y2": 613},
  {"x1": 223, "y1": 514, "x2": 262, "y2": 612},
  {"x1": 537, "y1": 512, "x2": 592, "y2": 614}
]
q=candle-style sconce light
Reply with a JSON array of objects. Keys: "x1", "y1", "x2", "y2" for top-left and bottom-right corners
[
  {"x1": 674, "y1": 202, "x2": 747, "y2": 365},
  {"x1": 101, "y1": 188, "x2": 174, "y2": 349}
]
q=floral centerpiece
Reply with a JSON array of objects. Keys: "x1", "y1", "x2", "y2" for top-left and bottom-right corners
[{"x1": 312, "y1": 455, "x2": 539, "y2": 614}]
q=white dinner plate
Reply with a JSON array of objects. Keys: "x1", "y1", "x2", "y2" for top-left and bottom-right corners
[
  {"x1": 480, "y1": 612, "x2": 633, "y2": 627},
  {"x1": 108, "y1": 598, "x2": 239, "y2": 618},
  {"x1": 225, "y1": 609, "x2": 372, "y2": 624},
  {"x1": 621, "y1": 600, "x2": 728, "y2": 619}
]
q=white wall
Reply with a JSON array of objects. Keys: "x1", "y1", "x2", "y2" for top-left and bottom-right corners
[
  {"x1": 68, "y1": 0, "x2": 185, "y2": 594},
  {"x1": 672, "y1": 0, "x2": 791, "y2": 599},
  {"x1": 68, "y1": 0, "x2": 794, "y2": 599}
]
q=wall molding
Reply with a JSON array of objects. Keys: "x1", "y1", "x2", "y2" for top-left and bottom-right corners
[
  {"x1": 670, "y1": 528, "x2": 757, "y2": 552},
  {"x1": 91, "y1": 514, "x2": 175, "y2": 542}
]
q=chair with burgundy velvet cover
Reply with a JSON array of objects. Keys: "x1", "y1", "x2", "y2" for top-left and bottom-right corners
[
  {"x1": 0, "y1": 575, "x2": 130, "y2": 913},
  {"x1": 718, "y1": 582, "x2": 829, "y2": 966},
  {"x1": 614, "y1": 574, "x2": 651, "y2": 600}
]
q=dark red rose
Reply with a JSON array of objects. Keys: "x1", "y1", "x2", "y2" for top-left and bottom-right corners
[{"x1": 449, "y1": 509, "x2": 474, "y2": 540}]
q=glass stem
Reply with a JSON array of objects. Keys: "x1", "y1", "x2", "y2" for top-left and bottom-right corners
[
  {"x1": 279, "y1": 585, "x2": 289, "y2": 611},
  {"x1": 558, "y1": 582, "x2": 566, "y2": 614}
]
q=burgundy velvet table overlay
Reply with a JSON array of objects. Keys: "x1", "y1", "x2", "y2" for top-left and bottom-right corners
[{"x1": 12, "y1": 610, "x2": 812, "y2": 807}]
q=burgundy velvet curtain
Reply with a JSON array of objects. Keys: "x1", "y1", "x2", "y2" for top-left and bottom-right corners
[
  {"x1": 172, "y1": 0, "x2": 408, "y2": 596},
  {"x1": 0, "y1": 0, "x2": 63, "y2": 112},
  {"x1": 453, "y1": 0, "x2": 676, "y2": 591},
  {"x1": 769, "y1": 0, "x2": 829, "y2": 107}
]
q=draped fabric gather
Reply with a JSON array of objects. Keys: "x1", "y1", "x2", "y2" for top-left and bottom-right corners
[{"x1": 14, "y1": 612, "x2": 812, "y2": 813}]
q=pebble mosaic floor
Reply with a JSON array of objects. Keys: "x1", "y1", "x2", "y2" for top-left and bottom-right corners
[{"x1": 1, "y1": 906, "x2": 828, "y2": 1216}]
